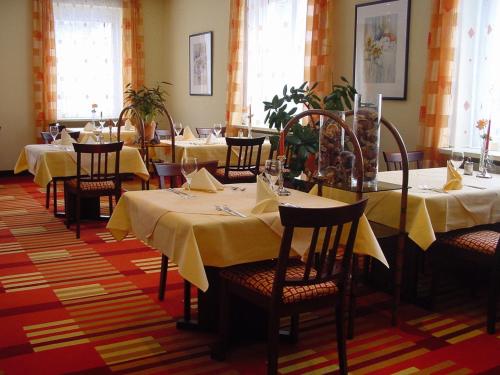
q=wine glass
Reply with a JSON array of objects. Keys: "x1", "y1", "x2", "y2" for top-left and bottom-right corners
[
  {"x1": 93, "y1": 122, "x2": 103, "y2": 144},
  {"x1": 49, "y1": 125, "x2": 59, "y2": 144},
  {"x1": 450, "y1": 150, "x2": 464, "y2": 170},
  {"x1": 213, "y1": 123, "x2": 222, "y2": 138},
  {"x1": 174, "y1": 122, "x2": 183, "y2": 137},
  {"x1": 264, "y1": 159, "x2": 281, "y2": 191},
  {"x1": 181, "y1": 156, "x2": 198, "y2": 191}
]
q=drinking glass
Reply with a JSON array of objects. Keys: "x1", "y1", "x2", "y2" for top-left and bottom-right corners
[
  {"x1": 264, "y1": 159, "x2": 281, "y2": 191},
  {"x1": 93, "y1": 122, "x2": 103, "y2": 144},
  {"x1": 49, "y1": 125, "x2": 59, "y2": 144},
  {"x1": 213, "y1": 123, "x2": 222, "y2": 137},
  {"x1": 181, "y1": 156, "x2": 198, "y2": 190},
  {"x1": 450, "y1": 150, "x2": 464, "y2": 170},
  {"x1": 174, "y1": 122, "x2": 183, "y2": 137}
]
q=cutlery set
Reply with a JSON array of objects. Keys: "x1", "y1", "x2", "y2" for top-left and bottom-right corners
[
  {"x1": 167, "y1": 188, "x2": 194, "y2": 199},
  {"x1": 215, "y1": 205, "x2": 247, "y2": 217}
]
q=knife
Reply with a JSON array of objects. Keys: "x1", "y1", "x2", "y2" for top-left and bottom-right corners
[{"x1": 223, "y1": 205, "x2": 247, "y2": 218}]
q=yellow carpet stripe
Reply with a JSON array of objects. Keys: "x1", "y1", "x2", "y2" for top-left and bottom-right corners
[
  {"x1": 279, "y1": 356, "x2": 328, "y2": 374},
  {"x1": 406, "y1": 313, "x2": 440, "y2": 326},
  {"x1": 3, "y1": 278, "x2": 49, "y2": 288},
  {"x1": 77, "y1": 310, "x2": 167, "y2": 330},
  {"x1": 66, "y1": 294, "x2": 149, "y2": 311},
  {"x1": 26, "y1": 324, "x2": 82, "y2": 338},
  {"x1": 61, "y1": 289, "x2": 142, "y2": 305},
  {"x1": 433, "y1": 323, "x2": 469, "y2": 337},
  {"x1": 6, "y1": 284, "x2": 49, "y2": 292},
  {"x1": 69, "y1": 299, "x2": 154, "y2": 316},
  {"x1": 119, "y1": 355, "x2": 210, "y2": 375},
  {"x1": 100, "y1": 340, "x2": 163, "y2": 358},
  {"x1": 421, "y1": 318, "x2": 456, "y2": 331},
  {"x1": 1, "y1": 274, "x2": 45, "y2": 283},
  {"x1": 447, "y1": 369, "x2": 473, "y2": 375},
  {"x1": 86, "y1": 321, "x2": 176, "y2": 343},
  {"x1": 446, "y1": 330, "x2": 483, "y2": 344},
  {"x1": 29, "y1": 330, "x2": 86, "y2": 345},
  {"x1": 11, "y1": 226, "x2": 48, "y2": 235},
  {"x1": 24, "y1": 319, "x2": 77, "y2": 331},
  {"x1": 350, "y1": 342, "x2": 414, "y2": 366},
  {"x1": 392, "y1": 367, "x2": 420, "y2": 375},
  {"x1": 42, "y1": 264, "x2": 117, "y2": 278},
  {"x1": 418, "y1": 360, "x2": 456, "y2": 374},
  {"x1": 355, "y1": 348, "x2": 429, "y2": 374},
  {"x1": 278, "y1": 349, "x2": 316, "y2": 364},
  {"x1": 0, "y1": 272, "x2": 42, "y2": 280},
  {"x1": 300, "y1": 364, "x2": 340, "y2": 375},
  {"x1": 33, "y1": 338, "x2": 90, "y2": 352}
]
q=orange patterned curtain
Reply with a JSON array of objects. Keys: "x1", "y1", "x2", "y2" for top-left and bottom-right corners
[
  {"x1": 418, "y1": 0, "x2": 459, "y2": 166},
  {"x1": 225, "y1": 0, "x2": 246, "y2": 136},
  {"x1": 122, "y1": 0, "x2": 145, "y2": 94},
  {"x1": 32, "y1": 0, "x2": 57, "y2": 140},
  {"x1": 304, "y1": 0, "x2": 332, "y2": 98}
]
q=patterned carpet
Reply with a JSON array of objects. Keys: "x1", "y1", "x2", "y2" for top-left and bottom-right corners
[{"x1": 0, "y1": 175, "x2": 499, "y2": 374}]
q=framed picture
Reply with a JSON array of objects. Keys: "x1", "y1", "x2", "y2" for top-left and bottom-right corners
[
  {"x1": 189, "y1": 31, "x2": 213, "y2": 96},
  {"x1": 353, "y1": 0, "x2": 411, "y2": 100}
]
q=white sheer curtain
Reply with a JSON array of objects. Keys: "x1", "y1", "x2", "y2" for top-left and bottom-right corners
[
  {"x1": 450, "y1": 0, "x2": 500, "y2": 149},
  {"x1": 53, "y1": 0, "x2": 123, "y2": 120},
  {"x1": 245, "y1": 0, "x2": 307, "y2": 127}
]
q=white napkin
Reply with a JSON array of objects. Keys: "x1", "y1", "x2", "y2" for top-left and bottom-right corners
[
  {"x1": 182, "y1": 168, "x2": 225, "y2": 192},
  {"x1": 443, "y1": 160, "x2": 463, "y2": 191},
  {"x1": 124, "y1": 119, "x2": 134, "y2": 131},
  {"x1": 53, "y1": 129, "x2": 76, "y2": 145},
  {"x1": 205, "y1": 133, "x2": 217, "y2": 145},
  {"x1": 85, "y1": 136, "x2": 96, "y2": 144},
  {"x1": 83, "y1": 122, "x2": 95, "y2": 131},
  {"x1": 182, "y1": 127, "x2": 196, "y2": 140},
  {"x1": 251, "y1": 175, "x2": 279, "y2": 214}
]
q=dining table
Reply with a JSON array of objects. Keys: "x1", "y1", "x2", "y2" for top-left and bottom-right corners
[
  {"x1": 316, "y1": 167, "x2": 500, "y2": 251},
  {"x1": 76, "y1": 127, "x2": 137, "y2": 144},
  {"x1": 14, "y1": 144, "x2": 150, "y2": 189},
  {"x1": 148, "y1": 137, "x2": 272, "y2": 166}
]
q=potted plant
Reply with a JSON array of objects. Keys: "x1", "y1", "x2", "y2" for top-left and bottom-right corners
[
  {"x1": 263, "y1": 77, "x2": 356, "y2": 178},
  {"x1": 124, "y1": 82, "x2": 171, "y2": 141}
]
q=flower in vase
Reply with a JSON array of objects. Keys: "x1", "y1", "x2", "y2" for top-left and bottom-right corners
[{"x1": 475, "y1": 119, "x2": 492, "y2": 141}]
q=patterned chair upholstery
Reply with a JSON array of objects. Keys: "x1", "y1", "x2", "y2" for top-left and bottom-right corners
[{"x1": 439, "y1": 230, "x2": 499, "y2": 256}]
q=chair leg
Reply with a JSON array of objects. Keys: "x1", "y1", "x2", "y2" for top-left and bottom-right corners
[
  {"x1": 347, "y1": 255, "x2": 358, "y2": 339},
  {"x1": 53, "y1": 180, "x2": 58, "y2": 215},
  {"x1": 184, "y1": 280, "x2": 191, "y2": 322},
  {"x1": 336, "y1": 304, "x2": 348, "y2": 375},
  {"x1": 487, "y1": 265, "x2": 498, "y2": 334},
  {"x1": 158, "y1": 254, "x2": 168, "y2": 301},
  {"x1": 267, "y1": 314, "x2": 280, "y2": 375},
  {"x1": 211, "y1": 279, "x2": 229, "y2": 361},
  {"x1": 108, "y1": 195, "x2": 113, "y2": 215},
  {"x1": 45, "y1": 183, "x2": 50, "y2": 209},
  {"x1": 75, "y1": 196, "x2": 81, "y2": 239},
  {"x1": 290, "y1": 314, "x2": 299, "y2": 343}
]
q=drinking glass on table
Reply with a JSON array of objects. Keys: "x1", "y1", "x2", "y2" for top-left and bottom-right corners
[
  {"x1": 93, "y1": 122, "x2": 103, "y2": 144},
  {"x1": 450, "y1": 150, "x2": 464, "y2": 170},
  {"x1": 49, "y1": 125, "x2": 59, "y2": 144},
  {"x1": 264, "y1": 159, "x2": 281, "y2": 192},
  {"x1": 213, "y1": 123, "x2": 222, "y2": 138},
  {"x1": 174, "y1": 122, "x2": 183, "y2": 137},
  {"x1": 181, "y1": 156, "x2": 198, "y2": 191}
]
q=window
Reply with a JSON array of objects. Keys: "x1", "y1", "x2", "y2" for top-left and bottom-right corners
[
  {"x1": 244, "y1": 0, "x2": 308, "y2": 127},
  {"x1": 450, "y1": 0, "x2": 500, "y2": 150},
  {"x1": 53, "y1": 0, "x2": 123, "y2": 120}
]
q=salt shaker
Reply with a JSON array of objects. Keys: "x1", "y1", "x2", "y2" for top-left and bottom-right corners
[{"x1": 463, "y1": 157, "x2": 473, "y2": 175}]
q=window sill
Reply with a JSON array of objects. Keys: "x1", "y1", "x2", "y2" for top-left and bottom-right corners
[{"x1": 439, "y1": 147, "x2": 500, "y2": 162}]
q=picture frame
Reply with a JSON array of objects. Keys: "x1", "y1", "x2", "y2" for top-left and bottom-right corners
[
  {"x1": 189, "y1": 31, "x2": 213, "y2": 96},
  {"x1": 353, "y1": 0, "x2": 411, "y2": 100}
]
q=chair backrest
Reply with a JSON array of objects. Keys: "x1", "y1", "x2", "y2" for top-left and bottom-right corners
[
  {"x1": 153, "y1": 160, "x2": 219, "y2": 189},
  {"x1": 156, "y1": 129, "x2": 175, "y2": 140},
  {"x1": 72, "y1": 142, "x2": 123, "y2": 187},
  {"x1": 383, "y1": 151, "x2": 424, "y2": 171},
  {"x1": 224, "y1": 137, "x2": 265, "y2": 177},
  {"x1": 41, "y1": 131, "x2": 59, "y2": 143},
  {"x1": 196, "y1": 127, "x2": 226, "y2": 138},
  {"x1": 274, "y1": 198, "x2": 368, "y2": 303}
]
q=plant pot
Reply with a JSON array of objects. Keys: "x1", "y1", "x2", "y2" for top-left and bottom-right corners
[{"x1": 143, "y1": 120, "x2": 157, "y2": 142}]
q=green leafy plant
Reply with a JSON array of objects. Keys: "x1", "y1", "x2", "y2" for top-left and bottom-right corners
[
  {"x1": 124, "y1": 82, "x2": 171, "y2": 123},
  {"x1": 263, "y1": 78, "x2": 356, "y2": 178}
]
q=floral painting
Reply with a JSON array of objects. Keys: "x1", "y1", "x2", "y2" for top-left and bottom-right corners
[
  {"x1": 189, "y1": 31, "x2": 213, "y2": 96},
  {"x1": 354, "y1": 0, "x2": 410, "y2": 100}
]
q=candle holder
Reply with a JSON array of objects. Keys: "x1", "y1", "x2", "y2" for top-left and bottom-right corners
[{"x1": 477, "y1": 140, "x2": 492, "y2": 178}]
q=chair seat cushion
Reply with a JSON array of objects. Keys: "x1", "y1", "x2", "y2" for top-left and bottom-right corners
[
  {"x1": 220, "y1": 259, "x2": 339, "y2": 304},
  {"x1": 214, "y1": 168, "x2": 255, "y2": 181},
  {"x1": 66, "y1": 178, "x2": 116, "y2": 192},
  {"x1": 440, "y1": 230, "x2": 499, "y2": 255}
]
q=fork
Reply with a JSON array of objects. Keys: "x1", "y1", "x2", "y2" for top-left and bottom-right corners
[{"x1": 230, "y1": 186, "x2": 246, "y2": 191}]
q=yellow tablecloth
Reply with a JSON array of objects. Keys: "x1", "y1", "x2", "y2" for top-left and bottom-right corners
[
  {"x1": 149, "y1": 138, "x2": 272, "y2": 166},
  {"x1": 14, "y1": 144, "x2": 149, "y2": 187},
  {"x1": 314, "y1": 168, "x2": 500, "y2": 250},
  {"x1": 107, "y1": 184, "x2": 387, "y2": 292}
]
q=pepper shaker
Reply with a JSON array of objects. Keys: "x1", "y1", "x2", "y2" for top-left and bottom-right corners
[{"x1": 464, "y1": 157, "x2": 473, "y2": 175}]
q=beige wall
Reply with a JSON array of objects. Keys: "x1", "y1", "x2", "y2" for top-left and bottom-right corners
[
  {"x1": 332, "y1": 0, "x2": 432, "y2": 156},
  {"x1": 0, "y1": 0, "x2": 33, "y2": 172},
  {"x1": 163, "y1": 0, "x2": 229, "y2": 131}
]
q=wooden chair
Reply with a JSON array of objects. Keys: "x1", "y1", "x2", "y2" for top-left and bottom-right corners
[
  {"x1": 211, "y1": 198, "x2": 369, "y2": 375},
  {"x1": 214, "y1": 137, "x2": 265, "y2": 183},
  {"x1": 383, "y1": 151, "x2": 424, "y2": 170},
  {"x1": 431, "y1": 227, "x2": 500, "y2": 334},
  {"x1": 64, "y1": 142, "x2": 123, "y2": 238},
  {"x1": 196, "y1": 127, "x2": 226, "y2": 138},
  {"x1": 40, "y1": 131, "x2": 80, "y2": 215},
  {"x1": 152, "y1": 160, "x2": 219, "y2": 325}
]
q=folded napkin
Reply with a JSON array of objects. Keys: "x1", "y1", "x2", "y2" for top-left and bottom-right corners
[
  {"x1": 182, "y1": 127, "x2": 196, "y2": 140},
  {"x1": 182, "y1": 167, "x2": 224, "y2": 192},
  {"x1": 443, "y1": 160, "x2": 463, "y2": 191},
  {"x1": 124, "y1": 119, "x2": 134, "y2": 131},
  {"x1": 205, "y1": 133, "x2": 217, "y2": 145},
  {"x1": 85, "y1": 136, "x2": 96, "y2": 144},
  {"x1": 83, "y1": 122, "x2": 95, "y2": 131},
  {"x1": 251, "y1": 175, "x2": 279, "y2": 214},
  {"x1": 53, "y1": 129, "x2": 76, "y2": 145}
]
